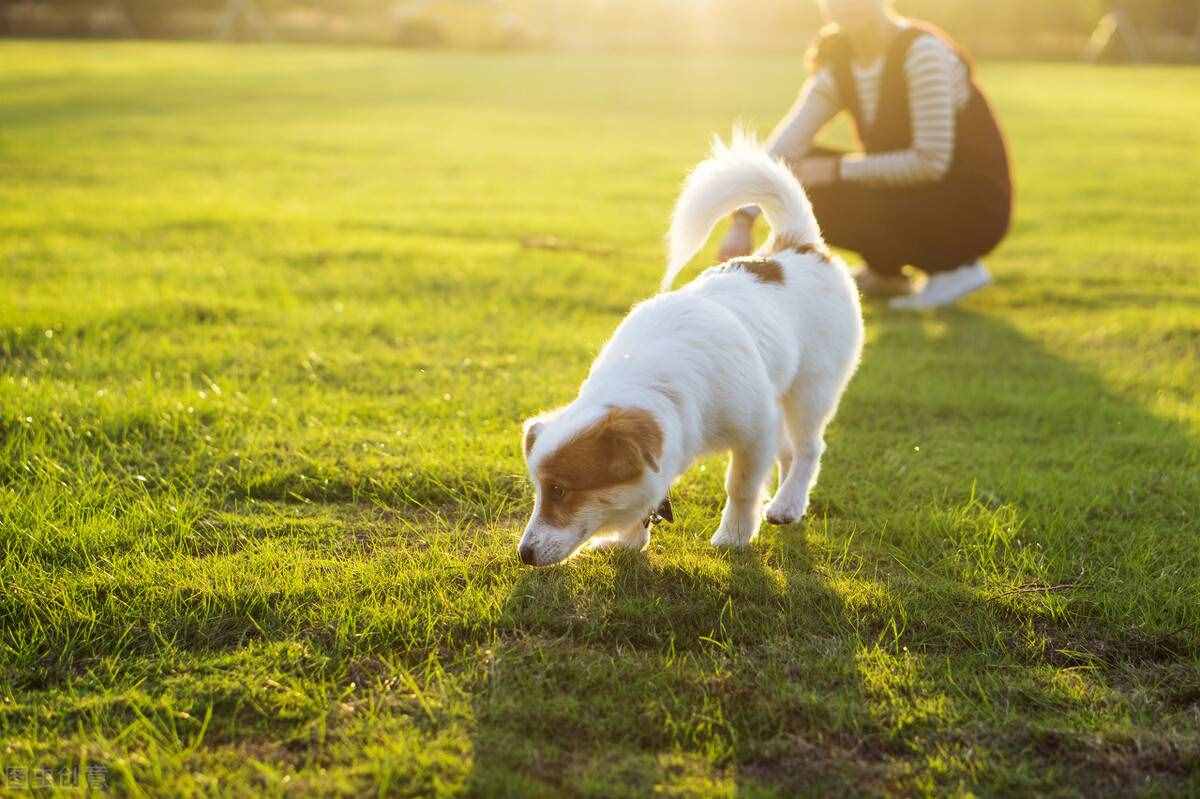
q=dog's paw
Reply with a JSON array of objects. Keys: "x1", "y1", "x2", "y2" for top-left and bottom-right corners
[
  {"x1": 764, "y1": 493, "x2": 808, "y2": 526},
  {"x1": 710, "y1": 519, "x2": 758, "y2": 548},
  {"x1": 709, "y1": 529, "x2": 742, "y2": 547}
]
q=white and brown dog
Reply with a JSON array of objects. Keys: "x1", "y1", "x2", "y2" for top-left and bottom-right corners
[{"x1": 518, "y1": 136, "x2": 863, "y2": 566}]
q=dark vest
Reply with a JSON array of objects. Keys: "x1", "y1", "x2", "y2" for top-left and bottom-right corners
[{"x1": 813, "y1": 21, "x2": 1013, "y2": 206}]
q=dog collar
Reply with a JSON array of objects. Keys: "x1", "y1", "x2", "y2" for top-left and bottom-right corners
[{"x1": 642, "y1": 494, "x2": 674, "y2": 529}]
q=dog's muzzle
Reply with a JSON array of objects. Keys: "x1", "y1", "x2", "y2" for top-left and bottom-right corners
[{"x1": 518, "y1": 542, "x2": 538, "y2": 565}]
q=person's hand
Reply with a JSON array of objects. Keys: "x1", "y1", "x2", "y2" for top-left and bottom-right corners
[
  {"x1": 717, "y1": 215, "x2": 755, "y2": 262},
  {"x1": 797, "y1": 157, "x2": 839, "y2": 187}
]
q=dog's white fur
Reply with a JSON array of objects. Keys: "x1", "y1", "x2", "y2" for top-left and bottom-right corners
[{"x1": 519, "y1": 134, "x2": 863, "y2": 566}]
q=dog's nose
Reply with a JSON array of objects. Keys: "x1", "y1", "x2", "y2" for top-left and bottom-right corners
[{"x1": 518, "y1": 543, "x2": 537, "y2": 566}]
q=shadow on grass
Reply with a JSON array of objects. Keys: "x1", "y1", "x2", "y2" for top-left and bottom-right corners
[
  {"x1": 466, "y1": 308, "x2": 1200, "y2": 796},
  {"x1": 470, "y1": 539, "x2": 871, "y2": 796}
]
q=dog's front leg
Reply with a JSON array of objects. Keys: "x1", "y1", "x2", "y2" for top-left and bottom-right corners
[
  {"x1": 711, "y1": 436, "x2": 775, "y2": 548},
  {"x1": 589, "y1": 522, "x2": 651, "y2": 552}
]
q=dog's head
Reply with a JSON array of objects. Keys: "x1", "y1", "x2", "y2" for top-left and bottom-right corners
[{"x1": 518, "y1": 405, "x2": 663, "y2": 566}]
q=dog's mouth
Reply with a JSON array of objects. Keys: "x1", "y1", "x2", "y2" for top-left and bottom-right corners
[
  {"x1": 519, "y1": 523, "x2": 592, "y2": 567},
  {"x1": 521, "y1": 496, "x2": 670, "y2": 566}
]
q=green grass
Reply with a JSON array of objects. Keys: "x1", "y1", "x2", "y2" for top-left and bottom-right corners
[{"x1": 1, "y1": 40, "x2": 1199, "y2": 797}]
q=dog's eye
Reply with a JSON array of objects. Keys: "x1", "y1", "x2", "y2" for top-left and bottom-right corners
[{"x1": 549, "y1": 483, "x2": 567, "y2": 500}]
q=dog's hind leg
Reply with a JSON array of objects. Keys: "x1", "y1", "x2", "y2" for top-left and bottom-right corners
[
  {"x1": 776, "y1": 414, "x2": 794, "y2": 488},
  {"x1": 765, "y1": 373, "x2": 845, "y2": 526},
  {"x1": 711, "y1": 416, "x2": 778, "y2": 548}
]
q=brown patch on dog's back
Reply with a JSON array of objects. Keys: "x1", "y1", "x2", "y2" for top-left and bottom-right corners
[
  {"x1": 771, "y1": 234, "x2": 831, "y2": 261},
  {"x1": 741, "y1": 259, "x2": 785, "y2": 284},
  {"x1": 712, "y1": 257, "x2": 785, "y2": 285},
  {"x1": 537, "y1": 407, "x2": 662, "y2": 528}
]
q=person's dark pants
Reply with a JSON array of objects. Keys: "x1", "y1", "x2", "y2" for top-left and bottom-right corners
[{"x1": 804, "y1": 147, "x2": 1011, "y2": 276}]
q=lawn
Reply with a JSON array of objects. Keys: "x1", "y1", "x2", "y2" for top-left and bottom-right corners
[{"x1": 1, "y1": 41, "x2": 1199, "y2": 797}]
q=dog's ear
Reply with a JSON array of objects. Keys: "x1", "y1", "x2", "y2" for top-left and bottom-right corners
[
  {"x1": 601, "y1": 407, "x2": 663, "y2": 474},
  {"x1": 524, "y1": 407, "x2": 569, "y2": 462},
  {"x1": 522, "y1": 418, "x2": 544, "y2": 459}
]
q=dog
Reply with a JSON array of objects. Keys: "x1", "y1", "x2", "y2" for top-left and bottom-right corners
[{"x1": 518, "y1": 135, "x2": 863, "y2": 566}]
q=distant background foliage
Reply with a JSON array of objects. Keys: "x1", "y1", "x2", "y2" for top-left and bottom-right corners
[{"x1": 3, "y1": 0, "x2": 1199, "y2": 57}]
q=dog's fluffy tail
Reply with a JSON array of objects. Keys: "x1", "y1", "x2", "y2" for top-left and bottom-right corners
[{"x1": 661, "y1": 130, "x2": 823, "y2": 293}]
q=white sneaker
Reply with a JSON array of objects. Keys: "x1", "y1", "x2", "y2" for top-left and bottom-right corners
[{"x1": 889, "y1": 261, "x2": 992, "y2": 311}]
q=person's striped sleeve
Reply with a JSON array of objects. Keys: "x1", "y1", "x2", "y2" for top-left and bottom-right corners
[
  {"x1": 765, "y1": 68, "x2": 842, "y2": 164},
  {"x1": 839, "y1": 35, "x2": 959, "y2": 186}
]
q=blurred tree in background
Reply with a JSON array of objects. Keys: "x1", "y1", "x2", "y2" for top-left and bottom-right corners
[{"x1": 3, "y1": 0, "x2": 1197, "y2": 59}]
